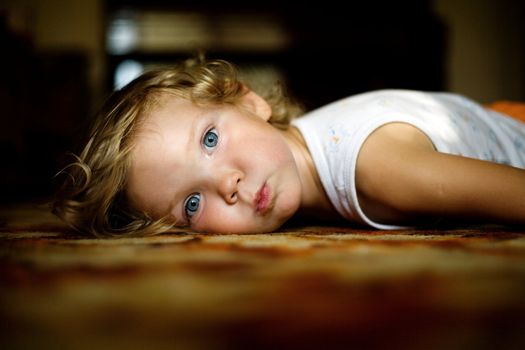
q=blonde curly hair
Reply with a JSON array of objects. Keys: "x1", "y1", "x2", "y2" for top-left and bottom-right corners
[{"x1": 52, "y1": 57, "x2": 303, "y2": 237}]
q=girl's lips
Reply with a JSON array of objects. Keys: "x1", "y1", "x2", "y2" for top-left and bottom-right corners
[{"x1": 255, "y1": 183, "x2": 272, "y2": 215}]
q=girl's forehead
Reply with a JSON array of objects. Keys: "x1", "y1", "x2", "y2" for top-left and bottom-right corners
[
  {"x1": 152, "y1": 93, "x2": 215, "y2": 122},
  {"x1": 150, "y1": 94, "x2": 194, "y2": 116}
]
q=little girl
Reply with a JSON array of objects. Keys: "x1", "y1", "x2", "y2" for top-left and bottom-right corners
[{"x1": 53, "y1": 58, "x2": 525, "y2": 237}]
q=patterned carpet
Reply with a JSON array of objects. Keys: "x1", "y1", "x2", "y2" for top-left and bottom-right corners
[{"x1": 1, "y1": 203, "x2": 525, "y2": 350}]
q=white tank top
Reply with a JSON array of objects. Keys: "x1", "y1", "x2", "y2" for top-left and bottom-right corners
[{"x1": 292, "y1": 90, "x2": 525, "y2": 229}]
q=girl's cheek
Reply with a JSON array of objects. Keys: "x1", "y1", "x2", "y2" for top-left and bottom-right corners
[
  {"x1": 192, "y1": 203, "x2": 210, "y2": 232},
  {"x1": 194, "y1": 206, "x2": 233, "y2": 233}
]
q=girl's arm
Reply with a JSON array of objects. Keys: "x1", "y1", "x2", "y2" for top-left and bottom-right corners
[{"x1": 356, "y1": 123, "x2": 525, "y2": 226}]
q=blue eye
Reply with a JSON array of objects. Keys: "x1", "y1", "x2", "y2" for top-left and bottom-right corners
[
  {"x1": 203, "y1": 128, "x2": 218, "y2": 150},
  {"x1": 184, "y1": 193, "x2": 201, "y2": 219}
]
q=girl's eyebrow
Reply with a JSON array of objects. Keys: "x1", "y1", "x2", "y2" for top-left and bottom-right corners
[
  {"x1": 185, "y1": 110, "x2": 209, "y2": 154},
  {"x1": 184, "y1": 115, "x2": 199, "y2": 155}
]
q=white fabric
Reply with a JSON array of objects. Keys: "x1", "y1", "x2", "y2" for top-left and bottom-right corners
[{"x1": 291, "y1": 90, "x2": 525, "y2": 229}]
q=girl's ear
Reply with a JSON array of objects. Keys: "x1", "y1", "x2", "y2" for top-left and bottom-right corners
[{"x1": 238, "y1": 87, "x2": 272, "y2": 121}]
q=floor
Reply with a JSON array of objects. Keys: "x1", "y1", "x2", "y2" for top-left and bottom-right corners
[{"x1": 1, "y1": 203, "x2": 525, "y2": 349}]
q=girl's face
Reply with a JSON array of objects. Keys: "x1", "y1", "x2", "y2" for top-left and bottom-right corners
[{"x1": 126, "y1": 92, "x2": 302, "y2": 233}]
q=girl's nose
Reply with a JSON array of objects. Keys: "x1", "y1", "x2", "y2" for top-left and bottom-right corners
[{"x1": 217, "y1": 169, "x2": 243, "y2": 204}]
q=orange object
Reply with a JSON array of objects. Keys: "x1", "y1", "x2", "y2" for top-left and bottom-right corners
[{"x1": 486, "y1": 101, "x2": 525, "y2": 123}]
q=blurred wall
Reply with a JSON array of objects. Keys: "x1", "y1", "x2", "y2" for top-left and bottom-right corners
[
  {"x1": 5, "y1": 0, "x2": 524, "y2": 113},
  {"x1": 435, "y1": 0, "x2": 525, "y2": 103},
  {"x1": 17, "y1": 0, "x2": 524, "y2": 111},
  {"x1": 32, "y1": 0, "x2": 105, "y2": 108},
  {"x1": 27, "y1": 0, "x2": 525, "y2": 108}
]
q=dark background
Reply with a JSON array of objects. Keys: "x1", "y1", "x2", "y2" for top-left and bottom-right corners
[{"x1": 1, "y1": 0, "x2": 524, "y2": 203}]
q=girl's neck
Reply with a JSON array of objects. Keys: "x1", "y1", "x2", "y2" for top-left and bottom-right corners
[{"x1": 280, "y1": 126, "x2": 340, "y2": 220}]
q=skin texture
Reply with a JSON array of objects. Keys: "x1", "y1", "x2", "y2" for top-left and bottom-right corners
[{"x1": 126, "y1": 91, "x2": 333, "y2": 233}]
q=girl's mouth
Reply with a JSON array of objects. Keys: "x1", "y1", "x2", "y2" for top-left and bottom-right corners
[{"x1": 255, "y1": 183, "x2": 272, "y2": 215}]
